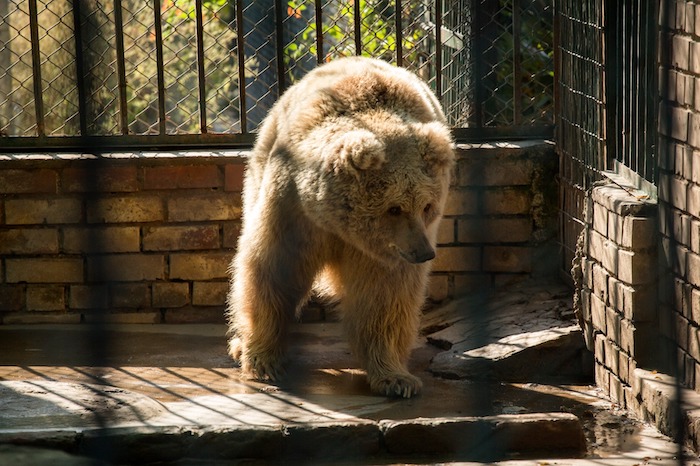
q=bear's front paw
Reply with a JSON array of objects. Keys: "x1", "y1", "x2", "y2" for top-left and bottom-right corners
[
  {"x1": 369, "y1": 372, "x2": 423, "y2": 398},
  {"x1": 244, "y1": 351, "x2": 286, "y2": 382}
]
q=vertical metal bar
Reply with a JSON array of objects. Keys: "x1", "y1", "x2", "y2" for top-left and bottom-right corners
[
  {"x1": 274, "y1": 0, "x2": 286, "y2": 93},
  {"x1": 435, "y1": 0, "x2": 442, "y2": 99},
  {"x1": 114, "y1": 0, "x2": 129, "y2": 135},
  {"x1": 195, "y1": 0, "x2": 208, "y2": 134},
  {"x1": 315, "y1": 0, "x2": 324, "y2": 64},
  {"x1": 512, "y1": 0, "x2": 522, "y2": 125},
  {"x1": 153, "y1": 0, "x2": 167, "y2": 134},
  {"x1": 72, "y1": 0, "x2": 89, "y2": 136},
  {"x1": 235, "y1": 0, "x2": 248, "y2": 133},
  {"x1": 395, "y1": 0, "x2": 403, "y2": 66},
  {"x1": 354, "y1": 0, "x2": 362, "y2": 55},
  {"x1": 27, "y1": 0, "x2": 45, "y2": 136}
]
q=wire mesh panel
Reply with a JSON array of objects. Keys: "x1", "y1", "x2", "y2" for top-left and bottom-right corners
[
  {"x1": 555, "y1": 0, "x2": 606, "y2": 269},
  {"x1": 1, "y1": 0, "x2": 554, "y2": 150}
]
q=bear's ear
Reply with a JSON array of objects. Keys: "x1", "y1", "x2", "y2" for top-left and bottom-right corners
[
  {"x1": 324, "y1": 129, "x2": 386, "y2": 177},
  {"x1": 414, "y1": 121, "x2": 455, "y2": 169}
]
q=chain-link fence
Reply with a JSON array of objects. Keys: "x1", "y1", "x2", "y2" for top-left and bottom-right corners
[{"x1": 1, "y1": 0, "x2": 553, "y2": 150}]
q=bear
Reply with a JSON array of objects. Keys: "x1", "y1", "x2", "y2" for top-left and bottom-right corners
[{"x1": 226, "y1": 56, "x2": 454, "y2": 398}]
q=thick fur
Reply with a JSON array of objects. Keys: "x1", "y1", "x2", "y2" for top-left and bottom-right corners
[{"x1": 226, "y1": 57, "x2": 455, "y2": 398}]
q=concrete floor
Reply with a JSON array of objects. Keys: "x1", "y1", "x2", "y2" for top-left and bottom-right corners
[{"x1": 0, "y1": 283, "x2": 691, "y2": 464}]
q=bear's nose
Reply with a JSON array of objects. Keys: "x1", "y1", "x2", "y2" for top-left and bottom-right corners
[{"x1": 413, "y1": 248, "x2": 436, "y2": 263}]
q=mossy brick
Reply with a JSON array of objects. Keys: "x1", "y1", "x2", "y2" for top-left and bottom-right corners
[
  {"x1": 5, "y1": 198, "x2": 82, "y2": 225},
  {"x1": 110, "y1": 283, "x2": 151, "y2": 308},
  {"x1": 169, "y1": 253, "x2": 231, "y2": 280},
  {"x1": 62, "y1": 226, "x2": 140, "y2": 253},
  {"x1": 62, "y1": 166, "x2": 138, "y2": 192},
  {"x1": 192, "y1": 281, "x2": 228, "y2": 306},
  {"x1": 26, "y1": 285, "x2": 65, "y2": 311},
  {"x1": 152, "y1": 282, "x2": 190, "y2": 308},
  {"x1": 87, "y1": 254, "x2": 165, "y2": 281},
  {"x1": 457, "y1": 218, "x2": 532, "y2": 243},
  {"x1": 432, "y1": 246, "x2": 481, "y2": 273},
  {"x1": 482, "y1": 188, "x2": 531, "y2": 215},
  {"x1": 0, "y1": 229, "x2": 59, "y2": 254},
  {"x1": 69, "y1": 285, "x2": 109, "y2": 309},
  {"x1": 6, "y1": 258, "x2": 83, "y2": 283},
  {"x1": 443, "y1": 189, "x2": 479, "y2": 215},
  {"x1": 483, "y1": 246, "x2": 531, "y2": 273},
  {"x1": 0, "y1": 169, "x2": 56, "y2": 193},
  {"x1": 167, "y1": 194, "x2": 241, "y2": 222},
  {"x1": 87, "y1": 196, "x2": 165, "y2": 223},
  {"x1": 224, "y1": 164, "x2": 245, "y2": 192},
  {"x1": 143, "y1": 225, "x2": 220, "y2": 251},
  {"x1": 143, "y1": 165, "x2": 222, "y2": 189}
]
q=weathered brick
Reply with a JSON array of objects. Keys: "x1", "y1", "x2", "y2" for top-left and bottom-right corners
[
  {"x1": 110, "y1": 283, "x2": 151, "y2": 308},
  {"x1": 63, "y1": 166, "x2": 138, "y2": 192},
  {"x1": 458, "y1": 158, "x2": 533, "y2": 187},
  {"x1": 69, "y1": 285, "x2": 109, "y2": 309},
  {"x1": 432, "y1": 246, "x2": 481, "y2": 273},
  {"x1": 143, "y1": 225, "x2": 220, "y2": 251},
  {"x1": 673, "y1": 34, "x2": 691, "y2": 70},
  {"x1": 167, "y1": 194, "x2": 241, "y2": 222},
  {"x1": 689, "y1": 251, "x2": 700, "y2": 287},
  {"x1": 453, "y1": 274, "x2": 492, "y2": 295},
  {"x1": 443, "y1": 189, "x2": 479, "y2": 216},
  {"x1": 620, "y1": 216, "x2": 658, "y2": 249},
  {"x1": 0, "y1": 285, "x2": 24, "y2": 311},
  {"x1": 592, "y1": 202, "x2": 608, "y2": 238},
  {"x1": 594, "y1": 333, "x2": 606, "y2": 364},
  {"x1": 223, "y1": 222, "x2": 241, "y2": 249},
  {"x1": 0, "y1": 229, "x2": 59, "y2": 254},
  {"x1": 169, "y1": 253, "x2": 231, "y2": 280},
  {"x1": 426, "y1": 274, "x2": 449, "y2": 302},
  {"x1": 63, "y1": 226, "x2": 140, "y2": 253},
  {"x1": 5, "y1": 198, "x2": 82, "y2": 225},
  {"x1": 692, "y1": 287, "x2": 700, "y2": 325},
  {"x1": 224, "y1": 164, "x2": 245, "y2": 192},
  {"x1": 591, "y1": 293, "x2": 606, "y2": 334},
  {"x1": 483, "y1": 246, "x2": 531, "y2": 273},
  {"x1": 436, "y1": 218, "x2": 454, "y2": 244},
  {"x1": 153, "y1": 282, "x2": 190, "y2": 308},
  {"x1": 87, "y1": 254, "x2": 165, "y2": 281},
  {"x1": 143, "y1": 165, "x2": 222, "y2": 190},
  {"x1": 3, "y1": 313, "x2": 81, "y2": 324},
  {"x1": 482, "y1": 188, "x2": 531, "y2": 215},
  {"x1": 192, "y1": 281, "x2": 228, "y2": 306},
  {"x1": 618, "y1": 282, "x2": 657, "y2": 322},
  {"x1": 688, "y1": 183, "x2": 700, "y2": 217},
  {"x1": 618, "y1": 249, "x2": 657, "y2": 285},
  {"x1": 606, "y1": 307, "x2": 622, "y2": 343},
  {"x1": 689, "y1": 326, "x2": 700, "y2": 362},
  {"x1": 671, "y1": 106, "x2": 690, "y2": 142},
  {"x1": 26, "y1": 285, "x2": 65, "y2": 311},
  {"x1": 691, "y1": 218, "x2": 700, "y2": 254},
  {"x1": 0, "y1": 169, "x2": 57, "y2": 194},
  {"x1": 87, "y1": 196, "x2": 165, "y2": 223},
  {"x1": 6, "y1": 258, "x2": 83, "y2": 283},
  {"x1": 457, "y1": 218, "x2": 532, "y2": 243},
  {"x1": 591, "y1": 263, "x2": 608, "y2": 303}
]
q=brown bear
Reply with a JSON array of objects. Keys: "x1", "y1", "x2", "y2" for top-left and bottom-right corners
[{"x1": 226, "y1": 56, "x2": 454, "y2": 398}]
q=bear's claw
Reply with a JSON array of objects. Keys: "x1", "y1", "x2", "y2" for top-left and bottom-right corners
[{"x1": 370, "y1": 372, "x2": 423, "y2": 398}]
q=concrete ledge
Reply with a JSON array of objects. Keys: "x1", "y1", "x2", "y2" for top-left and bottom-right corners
[{"x1": 0, "y1": 413, "x2": 585, "y2": 463}]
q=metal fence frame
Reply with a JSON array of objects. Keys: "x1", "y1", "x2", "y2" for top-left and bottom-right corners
[{"x1": 1, "y1": 0, "x2": 554, "y2": 151}]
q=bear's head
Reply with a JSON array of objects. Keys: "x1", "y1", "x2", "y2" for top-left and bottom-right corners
[{"x1": 315, "y1": 120, "x2": 455, "y2": 266}]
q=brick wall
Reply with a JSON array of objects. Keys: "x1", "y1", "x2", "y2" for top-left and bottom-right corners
[
  {"x1": 0, "y1": 141, "x2": 558, "y2": 324},
  {"x1": 660, "y1": 0, "x2": 700, "y2": 390},
  {"x1": 575, "y1": 179, "x2": 660, "y2": 408}
]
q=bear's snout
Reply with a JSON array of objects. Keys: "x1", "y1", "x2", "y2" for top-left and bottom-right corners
[{"x1": 400, "y1": 244, "x2": 436, "y2": 264}]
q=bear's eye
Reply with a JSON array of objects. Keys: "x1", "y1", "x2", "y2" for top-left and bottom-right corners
[
  {"x1": 424, "y1": 203, "x2": 433, "y2": 214},
  {"x1": 388, "y1": 206, "x2": 402, "y2": 216}
]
